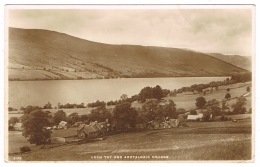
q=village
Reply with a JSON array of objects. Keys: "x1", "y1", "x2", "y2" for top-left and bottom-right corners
[{"x1": 8, "y1": 73, "x2": 252, "y2": 160}]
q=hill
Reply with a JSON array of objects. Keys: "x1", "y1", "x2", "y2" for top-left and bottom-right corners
[
  {"x1": 209, "y1": 53, "x2": 252, "y2": 71},
  {"x1": 8, "y1": 27, "x2": 247, "y2": 80}
]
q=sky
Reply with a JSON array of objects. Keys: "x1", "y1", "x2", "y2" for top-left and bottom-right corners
[{"x1": 7, "y1": 6, "x2": 254, "y2": 56}]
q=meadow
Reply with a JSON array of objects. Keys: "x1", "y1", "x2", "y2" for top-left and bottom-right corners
[{"x1": 9, "y1": 118, "x2": 251, "y2": 161}]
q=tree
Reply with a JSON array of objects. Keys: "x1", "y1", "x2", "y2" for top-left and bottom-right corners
[
  {"x1": 24, "y1": 105, "x2": 41, "y2": 115},
  {"x1": 160, "y1": 100, "x2": 177, "y2": 119},
  {"x1": 136, "y1": 115, "x2": 149, "y2": 129},
  {"x1": 138, "y1": 87, "x2": 153, "y2": 103},
  {"x1": 202, "y1": 111, "x2": 211, "y2": 122},
  {"x1": 113, "y1": 102, "x2": 138, "y2": 130},
  {"x1": 140, "y1": 99, "x2": 177, "y2": 121},
  {"x1": 153, "y1": 85, "x2": 163, "y2": 100},
  {"x1": 43, "y1": 101, "x2": 52, "y2": 109},
  {"x1": 120, "y1": 94, "x2": 128, "y2": 101},
  {"x1": 52, "y1": 110, "x2": 67, "y2": 125},
  {"x1": 9, "y1": 117, "x2": 19, "y2": 126},
  {"x1": 79, "y1": 114, "x2": 90, "y2": 124},
  {"x1": 67, "y1": 112, "x2": 80, "y2": 125},
  {"x1": 205, "y1": 99, "x2": 221, "y2": 116},
  {"x1": 227, "y1": 88, "x2": 230, "y2": 92},
  {"x1": 87, "y1": 100, "x2": 106, "y2": 108},
  {"x1": 195, "y1": 96, "x2": 206, "y2": 108},
  {"x1": 89, "y1": 106, "x2": 112, "y2": 123},
  {"x1": 141, "y1": 99, "x2": 160, "y2": 121},
  {"x1": 177, "y1": 108, "x2": 186, "y2": 114},
  {"x1": 232, "y1": 97, "x2": 247, "y2": 114},
  {"x1": 8, "y1": 107, "x2": 16, "y2": 111},
  {"x1": 221, "y1": 99, "x2": 230, "y2": 112},
  {"x1": 190, "y1": 110, "x2": 197, "y2": 115},
  {"x1": 225, "y1": 93, "x2": 231, "y2": 100},
  {"x1": 226, "y1": 78, "x2": 230, "y2": 82},
  {"x1": 137, "y1": 85, "x2": 164, "y2": 103},
  {"x1": 21, "y1": 109, "x2": 51, "y2": 145}
]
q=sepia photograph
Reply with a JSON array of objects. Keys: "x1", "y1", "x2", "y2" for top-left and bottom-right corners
[{"x1": 5, "y1": 5, "x2": 254, "y2": 162}]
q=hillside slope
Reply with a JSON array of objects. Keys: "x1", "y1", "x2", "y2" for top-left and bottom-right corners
[
  {"x1": 8, "y1": 27, "x2": 247, "y2": 80},
  {"x1": 209, "y1": 53, "x2": 252, "y2": 71}
]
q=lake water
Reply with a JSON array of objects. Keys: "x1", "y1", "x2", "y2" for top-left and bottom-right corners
[{"x1": 9, "y1": 77, "x2": 227, "y2": 109}]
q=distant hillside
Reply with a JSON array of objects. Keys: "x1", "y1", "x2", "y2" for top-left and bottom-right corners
[
  {"x1": 209, "y1": 53, "x2": 252, "y2": 71},
  {"x1": 8, "y1": 27, "x2": 247, "y2": 80}
]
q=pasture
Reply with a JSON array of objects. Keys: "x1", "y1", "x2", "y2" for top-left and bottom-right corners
[{"x1": 9, "y1": 118, "x2": 252, "y2": 161}]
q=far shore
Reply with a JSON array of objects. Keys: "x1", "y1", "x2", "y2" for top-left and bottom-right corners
[{"x1": 8, "y1": 75, "x2": 231, "y2": 82}]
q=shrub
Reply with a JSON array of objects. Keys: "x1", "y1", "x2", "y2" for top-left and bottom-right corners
[{"x1": 20, "y1": 146, "x2": 31, "y2": 153}]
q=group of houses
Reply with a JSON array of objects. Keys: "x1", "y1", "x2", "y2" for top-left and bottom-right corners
[
  {"x1": 77, "y1": 120, "x2": 110, "y2": 139},
  {"x1": 146, "y1": 108, "x2": 214, "y2": 130}
]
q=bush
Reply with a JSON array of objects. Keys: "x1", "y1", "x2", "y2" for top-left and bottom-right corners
[{"x1": 20, "y1": 146, "x2": 31, "y2": 153}]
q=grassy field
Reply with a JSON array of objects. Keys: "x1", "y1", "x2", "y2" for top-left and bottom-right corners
[
  {"x1": 8, "y1": 118, "x2": 252, "y2": 161},
  {"x1": 8, "y1": 106, "x2": 115, "y2": 119},
  {"x1": 165, "y1": 82, "x2": 252, "y2": 111}
]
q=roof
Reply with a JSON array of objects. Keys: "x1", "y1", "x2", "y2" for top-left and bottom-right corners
[
  {"x1": 96, "y1": 122, "x2": 109, "y2": 130},
  {"x1": 79, "y1": 122, "x2": 110, "y2": 133},
  {"x1": 187, "y1": 115, "x2": 200, "y2": 120},
  {"x1": 59, "y1": 121, "x2": 67, "y2": 126},
  {"x1": 83, "y1": 125, "x2": 99, "y2": 133}
]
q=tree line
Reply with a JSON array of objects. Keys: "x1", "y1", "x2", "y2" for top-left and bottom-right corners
[{"x1": 175, "y1": 72, "x2": 252, "y2": 94}]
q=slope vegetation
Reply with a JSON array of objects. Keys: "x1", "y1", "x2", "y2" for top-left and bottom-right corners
[
  {"x1": 210, "y1": 53, "x2": 252, "y2": 71},
  {"x1": 9, "y1": 28, "x2": 247, "y2": 80}
]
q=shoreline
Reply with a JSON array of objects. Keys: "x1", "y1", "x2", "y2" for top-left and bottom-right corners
[{"x1": 8, "y1": 76, "x2": 231, "y2": 82}]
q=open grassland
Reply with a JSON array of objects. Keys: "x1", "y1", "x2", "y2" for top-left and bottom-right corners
[
  {"x1": 9, "y1": 118, "x2": 252, "y2": 161},
  {"x1": 165, "y1": 82, "x2": 252, "y2": 111}
]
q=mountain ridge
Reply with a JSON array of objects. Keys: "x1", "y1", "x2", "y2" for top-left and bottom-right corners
[
  {"x1": 209, "y1": 53, "x2": 252, "y2": 71},
  {"x1": 8, "y1": 27, "x2": 248, "y2": 81}
]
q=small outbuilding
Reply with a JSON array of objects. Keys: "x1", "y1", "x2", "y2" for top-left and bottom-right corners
[
  {"x1": 186, "y1": 114, "x2": 203, "y2": 122},
  {"x1": 58, "y1": 121, "x2": 68, "y2": 129}
]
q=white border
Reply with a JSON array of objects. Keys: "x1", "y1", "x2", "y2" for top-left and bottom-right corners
[{"x1": 0, "y1": 1, "x2": 259, "y2": 167}]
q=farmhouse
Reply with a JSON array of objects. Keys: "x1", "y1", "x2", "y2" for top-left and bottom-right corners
[
  {"x1": 77, "y1": 121, "x2": 110, "y2": 139},
  {"x1": 187, "y1": 113, "x2": 203, "y2": 121}
]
